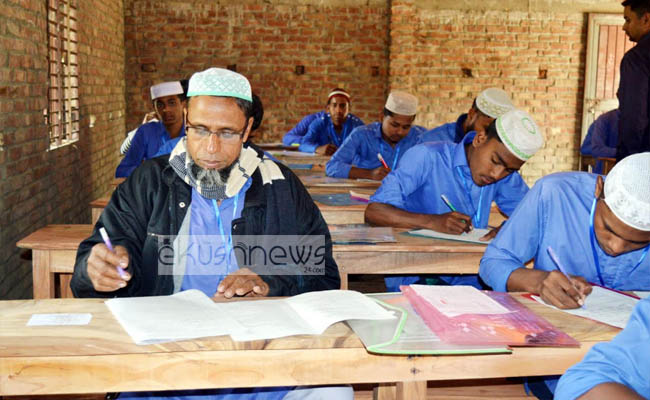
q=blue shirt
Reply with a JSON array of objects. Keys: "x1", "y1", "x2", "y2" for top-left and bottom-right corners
[
  {"x1": 370, "y1": 132, "x2": 529, "y2": 229},
  {"x1": 325, "y1": 122, "x2": 425, "y2": 178},
  {"x1": 116, "y1": 121, "x2": 185, "y2": 177},
  {"x1": 555, "y1": 297, "x2": 650, "y2": 400},
  {"x1": 282, "y1": 111, "x2": 325, "y2": 146},
  {"x1": 417, "y1": 114, "x2": 467, "y2": 144},
  {"x1": 580, "y1": 110, "x2": 619, "y2": 159},
  {"x1": 479, "y1": 172, "x2": 650, "y2": 293},
  {"x1": 298, "y1": 113, "x2": 364, "y2": 153},
  {"x1": 180, "y1": 180, "x2": 250, "y2": 297}
]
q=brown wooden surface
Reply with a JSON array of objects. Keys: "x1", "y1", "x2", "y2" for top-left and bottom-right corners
[
  {"x1": 111, "y1": 178, "x2": 125, "y2": 188},
  {"x1": 16, "y1": 225, "x2": 93, "y2": 251},
  {"x1": 0, "y1": 295, "x2": 621, "y2": 398}
]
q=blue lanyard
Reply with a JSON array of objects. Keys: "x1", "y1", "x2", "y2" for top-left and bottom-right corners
[
  {"x1": 380, "y1": 142, "x2": 401, "y2": 170},
  {"x1": 455, "y1": 167, "x2": 485, "y2": 226},
  {"x1": 588, "y1": 198, "x2": 649, "y2": 286},
  {"x1": 211, "y1": 193, "x2": 240, "y2": 272}
]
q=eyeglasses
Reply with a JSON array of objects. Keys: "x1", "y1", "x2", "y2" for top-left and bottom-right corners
[{"x1": 185, "y1": 118, "x2": 247, "y2": 142}]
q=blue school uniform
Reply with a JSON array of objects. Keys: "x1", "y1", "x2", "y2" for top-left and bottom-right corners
[
  {"x1": 370, "y1": 132, "x2": 529, "y2": 289},
  {"x1": 325, "y1": 122, "x2": 425, "y2": 178},
  {"x1": 298, "y1": 113, "x2": 364, "y2": 153},
  {"x1": 282, "y1": 111, "x2": 325, "y2": 146},
  {"x1": 417, "y1": 114, "x2": 467, "y2": 144},
  {"x1": 116, "y1": 121, "x2": 185, "y2": 177},
  {"x1": 555, "y1": 298, "x2": 650, "y2": 400}
]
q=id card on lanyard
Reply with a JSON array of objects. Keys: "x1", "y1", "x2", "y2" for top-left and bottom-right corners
[
  {"x1": 380, "y1": 142, "x2": 401, "y2": 170},
  {"x1": 211, "y1": 193, "x2": 240, "y2": 274},
  {"x1": 455, "y1": 166, "x2": 485, "y2": 226}
]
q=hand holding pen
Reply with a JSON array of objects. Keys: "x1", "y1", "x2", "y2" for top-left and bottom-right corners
[
  {"x1": 543, "y1": 246, "x2": 592, "y2": 309},
  {"x1": 85, "y1": 227, "x2": 131, "y2": 292},
  {"x1": 437, "y1": 194, "x2": 472, "y2": 234}
]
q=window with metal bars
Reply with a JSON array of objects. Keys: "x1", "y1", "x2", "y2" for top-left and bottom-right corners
[{"x1": 46, "y1": 0, "x2": 79, "y2": 149}]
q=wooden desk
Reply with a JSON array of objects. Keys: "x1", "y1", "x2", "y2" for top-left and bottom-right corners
[
  {"x1": 90, "y1": 196, "x2": 110, "y2": 224},
  {"x1": 333, "y1": 229, "x2": 487, "y2": 289},
  {"x1": 17, "y1": 224, "x2": 93, "y2": 299},
  {"x1": 0, "y1": 295, "x2": 620, "y2": 399},
  {"x1": 18, "y1": 225, "x2": 490, "y2": 297}
]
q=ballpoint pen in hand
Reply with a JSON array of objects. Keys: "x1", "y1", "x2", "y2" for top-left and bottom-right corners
[
  {"x1": 547, "y1": 246, "x2": 586, "y2": 308},
  {"x1": 99, "y1": 227, "x2": 129, "y2": 280},
  {"x1": 377, "y1": 153, "x2": 389, "y2": 169}
]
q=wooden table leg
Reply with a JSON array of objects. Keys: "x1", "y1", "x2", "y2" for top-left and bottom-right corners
[
  {"x1": 32, "y1": 250, "x2": 55, "y2": 299},
  {"x1": 339, "y1": 272, "x2": 348, "y2": 290},
  {"x1": 374, "y1": 383, "x2": 396, "y2": 400},
  {"x1": 396, "y1": 381, "x2": 426, "y2": 400}
]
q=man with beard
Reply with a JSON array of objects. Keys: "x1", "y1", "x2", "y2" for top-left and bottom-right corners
[
  {"x1": 116, "y1": 81, "x2": 187, "y2": 177},
  {"x1": 365, "y1": 109, "x2": 543, "y2": 291},
  {"x1": 298, "y1": 88, "x2": 364, "y2": 155},
  {"x1": 417, "y1": 88, "x2": 515, "y2": 144},
  {"x1": 325, "y1": 91, "x2": 425, "y2": 180},
  {"x1": 72, "y1": 67, "x2": 349, "y2": 399}
]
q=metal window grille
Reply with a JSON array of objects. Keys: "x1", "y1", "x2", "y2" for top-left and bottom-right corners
[{"x1": 46, "y1": 0, "x2": 79, "y2": 148}]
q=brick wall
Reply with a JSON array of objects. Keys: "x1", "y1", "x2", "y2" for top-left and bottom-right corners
[
  {"x1": 389, "y1": 0, "x2": 588, "y2": 184},
  {"x1": 0, "y1": 0, "x2": 125, "y2": 300},
  {"x1": 123, "y1": 0, "x2": 389, "y2": 142}
]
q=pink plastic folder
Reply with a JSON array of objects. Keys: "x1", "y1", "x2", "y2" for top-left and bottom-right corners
[{"x1": 401, "y1": 286, "x2": 579, "y2": 347}]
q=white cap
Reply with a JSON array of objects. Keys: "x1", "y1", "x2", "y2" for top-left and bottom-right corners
[
  {"x1": 476, "y1": 88, "x2": 515, "y2": 119},
  {"x1": 495, "y1": 109, "x2": 544, "y2": 161},
  {"x1": 187, "y1": 67, "x2": 252, "y2": 102},
  {"x1": 385, "y1": 91, "x2": 418, "y2": 116},
  {"x1": 150, "y1": 81, "x2": 183, "y2": 101},
  {"x1": 604, "y1": 152, "x2": 650, "y2": 231}
]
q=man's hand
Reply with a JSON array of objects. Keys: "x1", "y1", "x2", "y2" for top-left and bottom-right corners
[
  {"x1": 479, "y1": 223, "x2": 504, "y2": 241},
  {"x1": 368, "y1": 166, "x2": 390, "y2": 181},
  {"x1": 87, "y1": 243, "x2": 131, "y2": 292},
  {"x1": 215, "y1": 268, "x2": 270, "y2": 299},
  {"x1": 315, "y1": 144, "x2": 338, "y2": 155},
  {"x1": 429, "y1": 212, "x2": 473, "y2": 234},
  {"x1": 536, "y1": 271, "x2": 592, "y2": 309}
]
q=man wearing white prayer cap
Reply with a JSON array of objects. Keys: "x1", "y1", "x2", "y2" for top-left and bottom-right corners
[
  {"x1": 418, "y1": 87, "x2": 515, "y2": 144},
  {"x1": 116, "y1": 80, "x2": 187, "y2": 177},
  {"x1": 326, "y1": 90, "x2": 427, "y2": 180},
  {"x1": 73, "y1": 67, "x2": 349, "y2": 400},
  {"x1": 367, "y1": 109, "x2": 543, "y2": 291},
  {"x1": 481, "y1": 151, "x2": 650, "y2": 400}
]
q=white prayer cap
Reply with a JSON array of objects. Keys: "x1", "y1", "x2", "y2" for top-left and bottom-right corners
[
  {"x1": 495, "y1": 109, "x2": 544, "y2": 161},
  {"x1": 476, "y1": 88, "x2": 515, "y2": 119},
  {"x1": 150, "y1": 81, "x2": 183, "y2": 100},
  {"x1": 187, "y1": 67, "x2": 252, "y2": 102},
  {"x1": 604, "y1": 152, "x2": 650, "y2": 231},
  {"x1": 385, "y1": 91, "x2": 418, "y2": 116}
]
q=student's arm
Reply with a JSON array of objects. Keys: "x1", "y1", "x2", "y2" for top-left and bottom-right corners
[
  {"x1": 555, "y1": 299, "x2": 650, "y2": 400},
  {"x1": 480, "y1": 179, "x2": 590, "y2": 308},
  {"x1": 325, "y1": 129, "x2": 362, "y2": 178},
  {"x1": 365, "y1": 202, "x2": 471, "y2": 233},
  {"x1": 282, "y1": 112, "x2": 320, "y2": 146},
  {"x1": 115, "y1": 127, "x2": 147, "y2": 178},
  {"x1": 364, "y1": 145, "x2": 471, "y2": 233},
  {"x1": 493, "y1": 171, "x2": 529, "y2": 217},
  {"x1": 298, "y1": 118, "x2": 326, "y2": 153}
]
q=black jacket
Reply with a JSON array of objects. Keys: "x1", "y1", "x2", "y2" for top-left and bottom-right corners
[{"x1": 71, "y1": 145, "x2": 340, "y2": 297}]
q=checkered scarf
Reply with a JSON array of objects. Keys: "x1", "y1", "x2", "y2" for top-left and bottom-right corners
[{"x1": 168, "y1": 137, "x2": 262, "y2": 200}]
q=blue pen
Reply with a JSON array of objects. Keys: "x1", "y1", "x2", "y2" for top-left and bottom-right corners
[
  {"x1": 547, "y1": 246, "x2": 586, "y2": 308},
  {"x1": 99, "y1": 227, "x2": 129, "y2": 280}
]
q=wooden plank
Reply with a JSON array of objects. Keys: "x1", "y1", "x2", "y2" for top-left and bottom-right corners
[
  {"x1": 17, "y1": 225, "x2": 93, "y2": 251},
  {"x1": 396, "y1": 381, "x2": 427, "y2": 400},
  {"x1": 604, "y1": 25, "x2": 618, "y2": 99},
  {"x1": 595, "y1": 25, "x2": 609, "y2": 99},
  {"x1": 32, "y1": 251, "x2": 55, "y2": 300}
]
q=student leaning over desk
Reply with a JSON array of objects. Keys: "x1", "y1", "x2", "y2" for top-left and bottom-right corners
[
  {"x1": 365, "y1": 109, "x2": 544, "y2": 291},
  {"x1": 325, "y1": 91, "x2": 426, "y2": 181},
  {"x1": 71, "y1": 67, "x2": 350, "y2": 400},
  {"x1": 478, "y1": 152, "x2": 650, "y2": 399}
]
